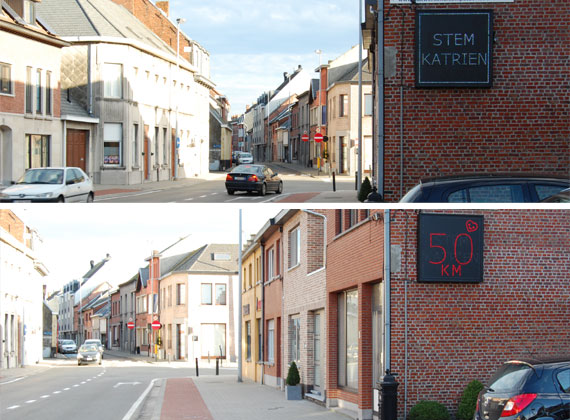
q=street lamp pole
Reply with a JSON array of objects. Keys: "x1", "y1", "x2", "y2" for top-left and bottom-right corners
[
  {"x1": 175, "y1": 17, "x2": 186, "y2": 181},
  {"x1": 358, "y1": 0, "x2": 363, "y2": 190}
]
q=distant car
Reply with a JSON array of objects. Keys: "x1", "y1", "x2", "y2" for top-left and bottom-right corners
[
  {"x1": 58, "y1": 339, "x2": 77, "y2": 354},
  {"x1": 232, "y1": 151, "x2": 244, "y2": 164},
  {"x1": 474, "y1": 358, "x2": 570, "y2": 420},
  {"x1": 83, "y1": 339, "x2": 104, "y2": 358},
  {"x1": 400, "y1": 174, "x2": 569, "y2": 203},
  {"x1": 77, "y1": 344, "x2": 102, "y2": 366},
  {"x1": 238, "y1": 152, "x2": 254, "y2": 164},
  {"x1": 0, "y1": 167, "x2": 94, "y2": 203},
  {"x1": 226, "y1": 164, "x2": 283, "y2": 196},
  {"x1": 541, "y1": 188, "x2": 570, "y2": 203}
]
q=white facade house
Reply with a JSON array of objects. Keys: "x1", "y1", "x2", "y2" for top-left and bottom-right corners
[
  {"x1": 0, "y1": 209, "x2": 48, "y2": 368},
  {"x1": 37, "y1": 0, "x2": 214, "y2": 185}
]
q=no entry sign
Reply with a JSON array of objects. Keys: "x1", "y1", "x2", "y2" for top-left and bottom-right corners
[
  {"x1": 127, "y1": 321, "x2": 135, "y2": 330},
  {"x1": 314, "y1": 133, "x2": 323, "y2": 143},
  {"x1": 151, "y1": 320, "x2": 162, "y2": 330},
  {"x1": 302, "y1": 133, "x2": 309, "y2": 142}
]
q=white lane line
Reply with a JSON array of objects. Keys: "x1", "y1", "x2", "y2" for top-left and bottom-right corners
[
  {"x1": 0, "y1": 377, "x2": 24, "y2": 385},
  {"x1": 63, "y1": 387, "x2": 70, "y2": 391},
  {"x1": 81, "y1": 381, "x2": 87, "y2": 384},
  {"x1": 121, "y1": 378, "x2": 161, "y2": 420},
  {"x1": 210, "y1": 193, "x2": 218, "y2": 196},
  {"x1": 184, "y1": 198, "x2": 194, "y2": 201},
  {"x1": 40, "y1": 395, "x2": 50, "y2": 399},
  {"x1": 53, "y1": 391, "x2": 61, "y2": 394},
  {"x1": 96, "y1": 190, "x2": 162, "y2": 201},
  {"x1": 73, "y1": 384, "x2": 79, "y2": 387},
  {"x1": 199, "y1": 195, "x2": 207, "y2": 198},
  {"x1": 7, "y1": 405, "x2": 20, "y2": 410},
  {"x1": 25, "y1": 400, "x2": 36, "y2": 404}
]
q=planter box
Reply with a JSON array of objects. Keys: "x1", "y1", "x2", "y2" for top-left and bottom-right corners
[{"x1": 285, "y1": 384, "x2": 302, "y2": 400}]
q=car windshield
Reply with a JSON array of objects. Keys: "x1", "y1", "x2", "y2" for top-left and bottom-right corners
[
  {"x1": 241, "y1": 153, "x2": 252, "y2": 158},
  {"x1": 487, "y1": 363, "x2": 533, "y2": 392},
  {"x1": 17, "y1": 169, "x2": 64, "y2": 185},
  {"x1": 80, "y1": 344, "x2": 98, "y2": 352},
  {"x1": 62, "y1": 340, "x2": 74, "y2": 345},
  {"x1": 233, "y1": 165, "x2": 262, "y2": 175}
]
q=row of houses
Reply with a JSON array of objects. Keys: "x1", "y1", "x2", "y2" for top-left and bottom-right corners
[
  {"x1": 0, "y1": 0, "x2": 234, "y2": 186},
  {"x1": 238, "y1": 209, "x2": 569, "y2": 419},
  {"x1": 235, "y1": 0, "x2": 569, "y2": 201}
]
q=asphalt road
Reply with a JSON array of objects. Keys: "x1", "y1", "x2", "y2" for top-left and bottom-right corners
[
  {"x1": 0, "y1": 356, "x2": 224, "y2": 420},
  {"x1": 94, "y1": 170, "x2": 357, "y2": 203}
]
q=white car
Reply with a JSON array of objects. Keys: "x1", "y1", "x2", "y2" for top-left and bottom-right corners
[
  {"x1": 83, "y1": 339, "x2": 104, "y2": 358},
  {"x1": 58, "y1": 339, "x2": 77, "y2": 354},
  {"x1": 238, "y1": 152, "x2": 254, "y2": 164},
  {"x1": 0, "y1": 167, "x2": 94, "y2": 203}
]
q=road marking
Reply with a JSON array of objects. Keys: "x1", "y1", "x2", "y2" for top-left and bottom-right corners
[
  {"x1": 63, "y1": 387, "x2": 70, "y2": 391},
  {"x1": 81, "y1": 381, "x2": 87, "y2": 384},
  {"x1": 53, "y1": 391, "x2": 61, "y2": 394},
  {"x1": 121, "y1": 378, "x2": 160, "y2": 420},
  {"x1": 87, "y1": 379, "x2": 92, "y2": 382},
  {"x1": 184, "y1": 198, "x2": 194, "y2": 201},
  {"x1": 7, "y1": 405, "x2": 20, "y2": 410},
  {"x1": 0, "y1": 377, "x2": 24, "y2": 385},
  {"x1": 96, "y1": 190, "x2": 162, "y2": 201},
  {"x1": 25, "y1": 400, "x2": 36, "y2": 404},
  {"x1": 114, "y1": 381, "x2": 141, "y2": 388},
  {"x1": 200, "y1": 195, "x2": 207, "y2": 198},
  {"x1": 73, "y1": 384, "x2": 79, "y2": 387},
  {"x1": 210, "y1": 193, "x2": 218, "y2": 195},
  {"x1": 40, "y1": 395, "x2": 50, "y2": 399}
]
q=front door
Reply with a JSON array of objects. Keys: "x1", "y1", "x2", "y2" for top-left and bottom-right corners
[
  {"x1": 313, "y1": 310, "x2": 324, "y2": 393},
  {"x1": 66, "y1": 129, "x2": 88, "y2": 171},
  {"x1": 176, "y1": 324, "x2": 181, "y2": 360}
]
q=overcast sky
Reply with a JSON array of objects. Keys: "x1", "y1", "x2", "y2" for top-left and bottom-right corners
[
  {"x1": 12, "y1": 205, "x2": 281, "y2": 292},
  {"x1": 171, "y1": 0, "x2": 360, "y2": 115}
]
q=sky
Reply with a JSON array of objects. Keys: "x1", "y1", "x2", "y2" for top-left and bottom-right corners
[
  {"x1": 12, "y1": 205, "x2": 282, "y2": 293},
  {"x1": 170, "y1": 0, "x2": 361, "y2": 115}
]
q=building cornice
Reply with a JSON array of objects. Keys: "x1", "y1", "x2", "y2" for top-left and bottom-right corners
[{"x1": 0, "y1": 19, "x2": 70, "y2": 48}]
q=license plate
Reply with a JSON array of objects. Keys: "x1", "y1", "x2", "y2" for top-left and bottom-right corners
[
  {"x1": 86, "y1": 357, "x2": 93, "y2": 360},
  {"x1": 14, "y1": 200, "x2": 32, "y2": 203},
  {"x1": 235, "y1": 177, "x2": 246, "y2": 181}
]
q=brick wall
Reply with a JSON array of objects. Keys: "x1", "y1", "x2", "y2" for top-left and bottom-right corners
[
  {"x1": 0, "y1": 210, "x2": 25, "y2": 244},
  {"x1": 389, "y1": 209, "x2": 570, "y2": 416},
  {"x1": 381, "y1": 0, "x2": 570, "y2": 201}
]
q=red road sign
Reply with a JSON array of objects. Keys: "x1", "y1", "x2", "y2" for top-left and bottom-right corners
[
  {"x1": 151, "y1": 320, "x2": 162, "y2": 330},
  {"x1": 127, "y1": 321, "x2": 135, "y2": 330},
  {"x1": 302, "y1": 133, "x2": 309, "y2": 142},
  {"x1": 315, "y1": 133, "x2": 323, "y2": 143}
]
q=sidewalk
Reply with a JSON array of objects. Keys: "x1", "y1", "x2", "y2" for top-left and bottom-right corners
[
  {"x1": 134, "y1": 374, "x2": 353, "y2": 420},
  {"x1": 0, "y1": 356, "x2": 70, "y2": 384},
  {"x1": 104, "y1": 348, "x2": 237, "y2": 369}
]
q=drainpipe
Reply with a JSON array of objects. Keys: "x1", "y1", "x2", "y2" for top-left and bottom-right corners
[
  {"x1": 88, "y1": 44, "x2": 93, "y2": 116},
  {"x1": 260, "y1": 243, "x2": 265, "y2": 385},
  {"x1": 383, "y1": 209, "x2": 390, "y2": 372},
  {"x1": 63, "y1": 120, "x2": 67, "y2": 165}
]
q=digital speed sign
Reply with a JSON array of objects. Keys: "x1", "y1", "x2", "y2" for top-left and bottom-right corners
[{"x1": 418, "y1": 213, "x2": 484, "y2": 283}]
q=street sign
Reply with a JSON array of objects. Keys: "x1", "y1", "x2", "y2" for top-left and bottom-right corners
[
  {"x1": 151, "y1": 320, "x2": 162, "y2": 330},
  {"x1": 302, "y1": 133, "x2": 309, "y2": 142},
  {"x1": 315, "y1": 133, "x2": 323, "y2": 143},
  {"x1": 176, "y1": 137, "x2": 180, "y2": 149},
  {"x1": 127, "y1": 321, "x2": 135, "y2": 330}
]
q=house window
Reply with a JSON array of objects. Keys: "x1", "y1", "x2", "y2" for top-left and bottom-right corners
[
  {"x1": 289, "y1": 227, "x2": 301, "y2": 268},
  {"x1": 339, "y1": 94, "x2": 348, "y2": 117},
  {"x1": 246, "y1": 321, "x2": 251, "y2": 360},
  {"x1": 45, "y1": 71, "x2": 52, "y2": 115},
  {"x1": 0, "y1": 63, "x2": 12, "y2": 95},
  {"x1": 36, "y1": 69, "x2": 42, "y2": 113},
  {"x1": 26, "y1": 67, "x2": 33, "y2": 113},
  {"x1": 215, "y1": 284, "x2": 226, "y2": 305},
  {"x1": 257, "y1": 318, "x2": 262, "y2": 361},
  {"x1": 133, "y1": 123, "x2": 139, "y2": 166},
  {"x1": 176, "y1": 283, "x2": 185, "y2": 305},
  {"x1": 25, "y1": 135, "x2": 50, "y2": 169},
  {"x1": 335, "y1": 209, "x2": 343, "y2": 236},
  {"x1": 364, "y1": 94, "x2": 373, "y2": 116},
  {"x1": 267, "y1": 247, "x2": 274, "y2": 281},
  {"x1": 338, "y1": 289, "x2": 358, "y2": 390},
  {"x1": 163, "y1": 127, "x2": 168, "y2": 166},
  {"x1": 348, "y1": 209, "x2": 358, "y2": 229},
  {"x1": 201, "y1": 283, "x2": 212, "y2": 305},
  {"x1": 168, "y1": 285, "x2": 172, "y2": 307},
  {"x1": 104, "y1": 123, "x2": 122, "y2": 165},
  {"x1": 290, "y1": 315, "x2": 301, "y2": 363},
  {"x1": 267, "y1": 319, "x2": 275, "y2": 363},
  {"x1": 104, "y1": 63, "x2": 123, "y2": 99}
]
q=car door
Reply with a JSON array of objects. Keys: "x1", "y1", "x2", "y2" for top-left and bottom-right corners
[
  {"x1": 72, "y1": 168, "x2": 90, "y2": 201},
  {"x1": 265, "y1": 167, "x2": 277, "y2": 191},
  {"x1": 555, "y1": 368, "x2": 570, "y2": 420},
  {"x1": 64, "y1": 168, "x2": 79, "y2": 202}
]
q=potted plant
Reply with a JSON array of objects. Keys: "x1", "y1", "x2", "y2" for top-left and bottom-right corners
[{"x1": 285, "y1": 361, "x2": 302, "y2": 400}]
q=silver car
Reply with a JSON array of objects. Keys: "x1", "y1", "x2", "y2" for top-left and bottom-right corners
[
  {"x1": 0, "y1": 167, "x2": 94, "y2": 203},
  {"x1": 238, "y1": 153, "x2": 254, "y2": 164},
  {"x1": 59, "y1": 339, "x2": 77, "y2": 354}
]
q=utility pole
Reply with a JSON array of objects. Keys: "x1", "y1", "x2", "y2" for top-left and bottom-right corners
[
  {"x1": 377, "y1": 0, "x2": 385, "y2": 197},
  {"x1": 358, "y1": 0, "x2": 363, "y2": 190}
]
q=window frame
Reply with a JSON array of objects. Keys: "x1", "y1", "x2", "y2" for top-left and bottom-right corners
[
  {"x1": 103, "y1": 63, "x2": 123, "y2": 99},
  {"x1": 201, "y1": 283, "x2": 212, "y2": 305},
  {"x1": 0, "y1": 62, "x2": 13, "y2": 96},
  {"x1": 103, "y1": 123, "x2": 123, "y2": 166},
  {"x1": 215, "y1": 283, "x2": 227, "y2": 306},
  {"x1": 288, "y1": 226, "x2": 301, "y2": 269}
]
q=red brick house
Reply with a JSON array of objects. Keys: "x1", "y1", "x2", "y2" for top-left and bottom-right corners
[
  {"x1": 322, "y1": 209, "x2": 569, "y2": 419},
  {"x1": 109, "y1": 288, "x2": 121, "y2": 350},
  {"x1": 309, "y1": 67, "x2": 328, "y2": 168},
  {"x1": 135, "y1": 250, "x2": 160, "y2": 355},
  {"x1": 364, "y1": 0, "x2": 569, "y2": 201}
]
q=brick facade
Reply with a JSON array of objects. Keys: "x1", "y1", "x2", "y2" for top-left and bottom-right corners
[{"x1": 376, "y1": 0, "x2": 570, "y2": 201}]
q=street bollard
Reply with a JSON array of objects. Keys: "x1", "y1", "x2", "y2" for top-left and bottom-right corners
[
  {"x1": 216, "y1": 358, "x2": 219, "y2": 375},
  {"x1": 332, "y1": 171, "x2": 336, "y2": 192},
  {"x1": 379, "y1": 371, "x2": 399, "y2": 420},
  {"x1": 195, "y1": 358, "x2": 199, "y2": 377}
]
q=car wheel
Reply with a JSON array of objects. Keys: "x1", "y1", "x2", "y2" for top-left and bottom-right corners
[
  {"x1": 276, "y1": 182, "x2": 283, "y2": 194},
  {"x1": 227, "y1": 189, "x2": 235, "y2": 195},
  {"x1": 58, "y1": 196, "x2": 65, "y2": 203},
  {"x1": 260, "y1": 183, "x2": 267, "y2": 196},
  {"x1": 86, "y1": 193, "x2": 94, "y2": 203}
]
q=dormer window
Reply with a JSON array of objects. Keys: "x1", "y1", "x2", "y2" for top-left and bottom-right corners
[{"x1": 23, "y1": 0, "x2": 36, "y2": 25}]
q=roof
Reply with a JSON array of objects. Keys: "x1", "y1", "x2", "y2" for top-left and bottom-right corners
[
  {"x1": 93, "y1": 302, "x2": 111, "y2": 318},
  {"x1": 173, "y1": 244, "x2": 238, "y2": 274},
  {"x1": 37, "y1": 0, "x2": 176, "y2": 57},
  {"x1": 327, "y1": 58, "x2": 371, "y2": 87}
]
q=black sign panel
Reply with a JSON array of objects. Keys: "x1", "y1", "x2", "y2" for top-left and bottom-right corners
[
  {"x1": 418, "y1": 213, "x2": 484, "y2": 283},
  {"x1": 415, "y1": 10, "x2": 493, "y2": 87}
]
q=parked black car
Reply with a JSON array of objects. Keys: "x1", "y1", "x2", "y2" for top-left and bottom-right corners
[
  {"x1": 226, "y1": 164, "x2": 283, "y2": 196},
  {"x1": 400, "y1": 174, "x2": 569, "y2": 203},
  {"x1": 541, "y1": 188, "x2": 570, "y2": 203},
  {"x1": 475, "y1": 359, "x2": 570, "y2": 420}
]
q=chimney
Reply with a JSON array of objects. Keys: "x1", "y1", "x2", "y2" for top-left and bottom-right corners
[
  {"x1": 156, "y1": 1, "x2": 169, "y2": 17},
  {"x1": 283, "y1": 72, "x2": 289, "y2": 81},
  {"x1": 90, "y1": 260, "x2": 95, "y2": 269}
]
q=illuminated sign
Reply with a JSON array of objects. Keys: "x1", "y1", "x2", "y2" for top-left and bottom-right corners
[
  {"x1": 418, "y1": 214, "x2": 484, "y2": 283},
  {"x1": 415, "y1": 10, "x2": 493, "y2": 87}
]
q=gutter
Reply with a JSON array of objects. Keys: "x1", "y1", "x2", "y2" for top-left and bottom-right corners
[{"x1": 384, "y1": 209, "x2": 391, "y2": 372}]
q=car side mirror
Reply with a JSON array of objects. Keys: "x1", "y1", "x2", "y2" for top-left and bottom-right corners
[{"x1": 66, "y1": 180, "x2": 74, "y2": 185}]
